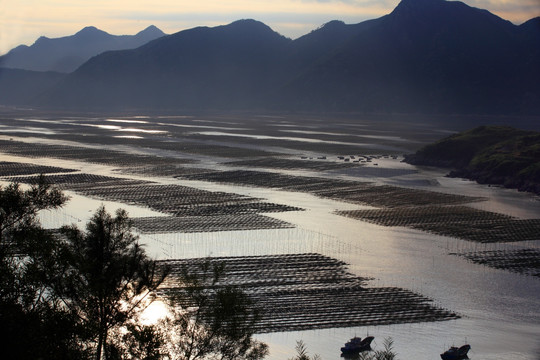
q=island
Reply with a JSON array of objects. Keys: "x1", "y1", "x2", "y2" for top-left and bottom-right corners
[{"x1": 403, "y1": 126, "x2": 540, "y2": 195}]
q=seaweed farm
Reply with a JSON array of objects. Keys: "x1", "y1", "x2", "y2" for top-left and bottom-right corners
[
  {"x1": 5, "y1": 169, "x2": 301, "y2": 233},
  {"x1": 132, "y1": 214, "x2": 293, "y2": 233},
  {"x1": 0, "y1": 161, "x2": 77, "y2": 176},
  {"x1": 453, "y1": 249, "x2": 540, "y2": 277},
  {"x1": 0, "y1": 139, "x2": 193, "y2": 168},
  {"x1": 157, "y1": 254, "x2": 458, "y2": 333},
  {"x1": 225, "y1": 157, "x2": 359, "y2": 171},
  {"x1": 9, "y1": 172, "x2": 152, "y2": 188},
  {"x1": 1, "y1": 111, "x2": 540, "y2": 360},
  {"x1": 179, "y1": 169, "x2": 481, "y2": 208},
  {"x1": 337, "y1": 206, "x2": 540, "y2": 243}
]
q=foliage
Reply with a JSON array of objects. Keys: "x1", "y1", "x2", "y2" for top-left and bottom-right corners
[
  {"x1": 54, "y1": 205, "x2": 168, "y2": 360},
  {"x1": 0, "y1": 177, "x2": 77, "y2": 359},
  {"x1": 351, "y1": 338, "x2": 397, "y2": 360},
  {"x1": 146, "y1": 260, "x2": 268, "y2": 360},
  {"x1": 0, "y1": 175, "x2": 67, "y2": 252},
  {"x1": 1, "y1": 180, "x2": 267, "y2": 360},
  {"x1": 288, "y1": 340, "x2": 321, "y2": 360},
  {"x1": 289, "y1": 338, "x2": 398, "y2": 360},
  {"x1": 404, "y1": 126, "x2": 530, "y2": 167},
  {"x1": 112, "y1": 321, "x2": 166, "y2": 360},
  {"x1": 404, "y1": 126, "x2": 540, "y2": 194},
  {"x1": 372, "y1": 338, "x2": 397, "y2": 360}
]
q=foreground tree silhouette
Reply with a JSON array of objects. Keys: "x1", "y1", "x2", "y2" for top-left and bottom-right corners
[
  {"x1": 358, "y1": 338, "x2": 397, "y2": 360},
  {"x1": 0, "y1": 178, "x2": 77, "y2": 359},
  {"x1": 116, "y1": 260, "x2": 268, "y2": 360},
  {"x1": 159, "y1": 286, "x2": 268, "y2": 360},
  {"x1": 288, "y1": 340, "x2": 321, "y2": 360},
  {"x1": 56, "y1": 206, "x2": 167, "y2": 360},
  {"x1": 1, "y1": 180, "x2": 267, "y2": 359},
  {"x1": 289, "y1": 338, "x2": 398, "y2": 360}
]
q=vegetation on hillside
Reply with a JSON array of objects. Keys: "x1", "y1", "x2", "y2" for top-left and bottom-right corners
[{"x1": 403, "y1": 126, "x2": 540, "y2": 195}]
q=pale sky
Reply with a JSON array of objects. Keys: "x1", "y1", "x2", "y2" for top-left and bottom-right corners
[{"x1": 1, "y1": 0, "x2": 539, "y2": 55}]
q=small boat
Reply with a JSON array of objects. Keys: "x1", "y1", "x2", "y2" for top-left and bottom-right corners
[
  {"x1": 440, "y1": 344, "x2": 471, "y2": 360},
  {"x1": 340, "y1": 336, "x2": 374, "y2": 355}
]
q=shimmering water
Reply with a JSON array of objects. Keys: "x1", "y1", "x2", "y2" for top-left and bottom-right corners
[{"x1": 1, "y1": 112, "x2": 539, "y2": 360}]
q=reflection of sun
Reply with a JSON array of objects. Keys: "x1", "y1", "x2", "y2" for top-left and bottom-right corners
[{"x1": 140, "y1": 300, "x2": 170, "y2": 325}]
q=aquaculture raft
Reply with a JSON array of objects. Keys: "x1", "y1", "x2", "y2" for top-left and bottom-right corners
[
  {"x1": 454, "y1": 249, "x2": 540, "y2": 277},
  {"x1": 179, "y1": 169, "x2": 479, "y2": 207},
  {"x1": 337, "y1": 206, "x2": 540, "y2": 243},
  {"x1": 6, "y1": 168, "x2": 301, "y2": 233},
  {"x1": 0, "y1": 161, "x2": 77, "y2": 177},
  {"x1": 157, "y1": 253, "x2": 459, "y2": 333}
]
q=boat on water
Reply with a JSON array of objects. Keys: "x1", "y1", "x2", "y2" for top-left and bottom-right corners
[
  {"x1": 340, "y1": 336, "x2": 374, "y2": 355},
  {"x1": 440, "y1": 344, "x2": 471, "y2": 360}
]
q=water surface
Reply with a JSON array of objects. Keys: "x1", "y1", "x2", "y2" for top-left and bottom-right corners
[{"x1": 0, "y1": 112, "x2": 539, "y2": 360}]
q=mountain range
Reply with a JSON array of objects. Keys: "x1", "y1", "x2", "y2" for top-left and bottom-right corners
[
  {"x1": 0, "y1": 25, "x2": 165, "y2": 73},
  {"x1": 1, "y1": 0, "x2": 539, "y2": 115}
]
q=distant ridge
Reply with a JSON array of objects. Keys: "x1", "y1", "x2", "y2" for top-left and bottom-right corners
[
  {"x1": 39, "y1": 19, "x2": 291, "y2": 110},
  {"x1": 3, "y1": 0, "x2": 540, "y2": 115},
  {"x1": 0, "y1": 25, "x2": 166, "y2": 73}
]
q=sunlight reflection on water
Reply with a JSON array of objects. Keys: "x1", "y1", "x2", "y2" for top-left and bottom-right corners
[
  {"x1": 107, "y1": 118, "x2": 149, "y2": 124},
  {"x1": 1, "y1": 114, "x2": 539, "y2": 360}
]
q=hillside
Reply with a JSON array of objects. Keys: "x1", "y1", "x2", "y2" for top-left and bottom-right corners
[
  {"x1": 274, "y1": 0, "x2": 540, "y2": 113},
  {"x1": 0, "y1": 68, "x2": 66, "y2": 105},
  {"x1": 403, "y1": 126, "x2": 540, "y2": 194}
]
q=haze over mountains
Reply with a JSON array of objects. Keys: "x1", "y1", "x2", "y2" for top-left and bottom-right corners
[
  {"x1": 1, "y1": 0, "x2": 539, "y2": 115},
  {"x1": 0, "y1": 25, "x2": 165, "y2": 73}
]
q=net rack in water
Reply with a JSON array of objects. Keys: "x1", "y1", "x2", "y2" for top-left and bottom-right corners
[{"x1": 157, "y1": 253, "x2": 459, "y2": 333}]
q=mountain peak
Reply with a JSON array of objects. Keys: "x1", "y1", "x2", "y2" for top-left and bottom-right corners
[
  {"x1": 321, "y1": 20, "x2": 346, "y2": 29},
  {"x1": 137, "y1": 25, "x2": 165, "y2": 37},
  {"x1": 392, "y1": 0, "x2": 446, "y2": 15},
  {"x1": 1, "y1": 25, "x2": 166, "y2": 72},
  {"x1": 396, "y1": 0, "x2": 445, "y2": 8},
  {"x1": 223, "y1": 19, "x2": 288, "y2": 40},
  {"x1": 228, "y1": 19, "x2": 271, "y2": 30},
  {"x1": 74, "y1": 26, "x2": 110, "y2": 40},
  {"x1": 35, "y1": 36, "x2": 50, "y2": 44},
  {"x1": 76, "y1": 26, "x2": 100, "y2": 34},
  {"x1": 231, "y1": 19, "x2": 263, "y2": 24}
]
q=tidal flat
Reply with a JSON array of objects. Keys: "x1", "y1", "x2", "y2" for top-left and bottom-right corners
[{"x1": 1, "y1": 110, "x2": 539, "y2": 360}]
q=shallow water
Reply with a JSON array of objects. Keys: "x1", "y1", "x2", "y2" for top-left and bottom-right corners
[
  {"x1": 1, "y1": 112, "x2": 539, "y2": 360},
  {"x1": 192, "y1": 131, "x2": 405, "y2": 152}
]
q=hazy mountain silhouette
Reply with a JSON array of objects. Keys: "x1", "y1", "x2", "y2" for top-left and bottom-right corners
[
  {"x1": 8, "y1": 0, "x2": 540, "y2": 114},
  {"x1": 0, "y1": 68, "x2": 66, "y2": 105},
  {"x1": 0, "y1": 25, "x2": 165, "y2": 73},
  {"x1": 276, "y1": 0, "x2": 540, "y2": 113},
  {"x1": 38, "y1": 20, "x2": 291, "y2": 109}
]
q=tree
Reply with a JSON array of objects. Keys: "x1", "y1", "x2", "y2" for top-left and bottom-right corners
[
  {"x1": 55, "y1": 206, "x2": 168, "y2": 360},
  {"x1": 0, "y1": 176, "x2": 67, "y2": 260},
  {"x1": 138, "y1": 260, "x2": 268, "y2": 360},
  {"x1": 115, "y1": 321, "x2": 167, "y2": 360},
  {"x1": 288, "y1": 340, "x2": 321, "y2": 360},
  {"x1": 1, "y1": 179, "x2": 268, "y2": 360},
  {"x1": 370, "y1": 338, "x2": 397, "y2": 360},
  {"x1": 0, "y1": 177, "x2": 76, "y2": 359}
]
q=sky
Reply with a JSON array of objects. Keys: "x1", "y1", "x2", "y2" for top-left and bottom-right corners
[{"x1": 1, "y1": 0, "x2": 539, "y2": 55}]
